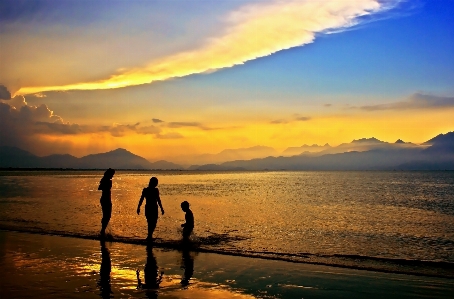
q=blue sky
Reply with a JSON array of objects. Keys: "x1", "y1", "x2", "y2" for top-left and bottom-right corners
[{"x1": 197, "y1": 0, "x2": 454, "y2": 98}]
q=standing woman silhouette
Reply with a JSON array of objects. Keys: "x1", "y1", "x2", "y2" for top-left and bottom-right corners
[
  {"x1": 137, "y1": 177, "x2": 165, "y2": 241},
  {"x1": 98, "y1": 168, "x2": 115, "y2": 237}
]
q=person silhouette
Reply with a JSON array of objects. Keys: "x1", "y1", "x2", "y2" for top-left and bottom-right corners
[
  {"x1": 98, "y1": 168, "x2": 115, "y2": 237},
  {"x1": 136, "y1": 244, "x2": 163, "y2": 298},
  {"x1": 180, "y1": 201, "x2": 194, "y2": 241},
  {"x1": 137, "y1": 177, "x2": 165, "y2": 241},
  {"x1": 98, "y1": 239, "x2": 112, "y2": 299}
]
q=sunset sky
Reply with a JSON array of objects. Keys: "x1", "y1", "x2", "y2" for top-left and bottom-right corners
[{"x1": 1, "y1": 0, "x2": 454, "y2": 163}]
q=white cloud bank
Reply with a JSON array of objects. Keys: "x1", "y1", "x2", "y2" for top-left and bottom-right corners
[{"x1": 16, "y1": 0, "x2": 400, "y2": 95}]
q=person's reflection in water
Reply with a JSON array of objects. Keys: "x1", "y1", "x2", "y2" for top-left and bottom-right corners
[
  {"x1": 180, "y1": 244, "x2": 194, "y2": 287},
  {"x1": 98, "y1": 239, "x2": 112, "y2": 299},
  {"x1": 137, "y1": 244, "x2": 163, "y2": 298}
]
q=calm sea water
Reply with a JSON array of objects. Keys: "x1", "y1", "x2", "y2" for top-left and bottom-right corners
[{"x1": 0, "y1": 170, "x2": 453, "y2": 277}]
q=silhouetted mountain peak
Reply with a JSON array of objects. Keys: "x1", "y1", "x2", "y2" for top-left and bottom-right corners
[
  {"x1": 351, "y1": 137, "x2": 384, "y2": 144},
  {"x1": 219, "y1": 145, "x2": 275, "y2": 154},
  {"x1": 110, "y1": 148, "x2": 129, "y2": 153},
  {"x1": 395, "y1": 139, "x2": 405, "y2": 144},
  {"x1": 96, "y1": 148, "x2": 141, "y2": 158},
  {"x1": 423, "y1": 131, "x2": 454, "y2": 155},
  {"x1": 75, "y1": 148, "x2": 154, "y2": 169},
  {"x1": 424, "y1": 131, "x2": 454, "y2": 145},
  {"x1": 0, "y1": 146, "x2": 36, "y2": 157},
  {"x1": 299, "y1": 144, "x2": 330, "y2": 148}
]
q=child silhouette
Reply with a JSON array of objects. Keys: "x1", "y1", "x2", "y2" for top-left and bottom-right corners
[{"x1": 180, "y1": 201, "x2": 194, "y2": 240}]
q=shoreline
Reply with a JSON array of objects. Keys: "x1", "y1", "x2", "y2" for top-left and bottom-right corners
[
  {"x1": 2, "y1": 168, "x2": 454, "y2": 173},
  {"x1": 1, "y1": 227, "x2": 453, "y2": 280},
  {"x1": 1, "y1": 230, "x2": 453, "y2": 299}
]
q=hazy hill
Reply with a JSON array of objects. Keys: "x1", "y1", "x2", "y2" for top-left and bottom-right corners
[
  {"x1": 189, "y1": 132, "x2": 454, "y2": 171},
  {"x1": 181, "y1": 145, "x2": 279, "y2": 165},
  {"x1": 0, "y1": 146, "x2": 42, "y2": 168},
  {"x1": 41, "y1": 154, "x2": 80, "y2": 168},
  {"x1": 281, "y1": 143, "x2": 331, "y2": 156},
  {"x1": 423, "y1": 131, "x2": 454, "y2": 145},
  {"x1": 77, "y1": 148, "x2": 154, "y2": 169},
  {"x1": 317, "y1": 137, "x2": 420, "y2": 156},
  {"x1": 148, "y1": 160, "x2": 184, "y2": 170},
  {"x1": 209, "y1": 147, "x2": 423, "y2": 171},
  {"x1": 0, "y1": 147, "x2": 183, "y2": 170},
  {"x1": 422, "y1": 132, "x2": 454, "y2": 155}
]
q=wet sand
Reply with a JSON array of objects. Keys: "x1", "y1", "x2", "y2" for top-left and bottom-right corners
[{"x1": 0, "y1": 230, "x2": 453, "y2": 299}]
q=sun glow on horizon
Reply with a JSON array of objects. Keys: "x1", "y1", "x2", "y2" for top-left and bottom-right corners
[{"x1": 21, "y1": 106, "x2": 454, "y2": 163}]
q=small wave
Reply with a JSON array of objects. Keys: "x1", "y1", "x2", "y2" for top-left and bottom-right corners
[{"x1": 1, "y1": 226, "x2": 453, "y2": 279}]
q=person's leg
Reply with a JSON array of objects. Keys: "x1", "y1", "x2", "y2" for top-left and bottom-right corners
[
  {"x1": 101, "y1": 203, "x2": 112, "y2": 235},
  {"x1": 182, "y1": 227, "x2": 193, "y2": 240},
  {"x1": 146, "y1": 216, "x2": 158, "y2": 240}
]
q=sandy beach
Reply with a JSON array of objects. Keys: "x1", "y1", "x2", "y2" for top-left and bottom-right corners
[{"x1": 0, "y1": 230, "x2": 453, "y2": 299}]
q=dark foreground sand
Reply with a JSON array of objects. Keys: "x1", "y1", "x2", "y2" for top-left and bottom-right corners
[{"x1": 0, "y1": 230, "x2": 453, "y2": 299}]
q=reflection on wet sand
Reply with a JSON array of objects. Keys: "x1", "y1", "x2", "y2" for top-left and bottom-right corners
[
  {"x1": 98, "y1": 240, "x2": 112, "y2": 299},
  {"x1": 136, "y1": 244, "x2": 163, "y2": 298},
  {"x1": 180, "y1": 244, "x2": 194, "y2": 287},
  {"x1": 134, "y1": 242, "x2": 256, "y2": 298},
  {"x1": 2, "y1": 231, "x2": 452, "y2": 299}
]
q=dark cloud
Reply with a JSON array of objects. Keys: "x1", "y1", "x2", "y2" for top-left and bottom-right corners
[
  {"x1": 137, "y1": 125, "x2": 161, "y2": 135},
  {"x1": 358, "y1": 93, "x2": 454, "y2": 111},
  {"x1": 324, "y1": 104, "x2": 332, "y2": 107},
  {"x1": 296, "y1": 116, "x2": 311, "y2": 121},
  {"x1": 0, "y1": 96, "x2": 75, "y2": 148},
  {"x1": 152, "y1": 118, "x2": 164, "y2": 123},
  {"x1": 167, "y1": 121, "x2": 211, "y2": 130},
  {"x1": 270, "y1": 119, "x2": 288, "y2": 124},
  {"x1": 0, "y1": 97, "x2": 165, "y2": 150},
  {"x1": 98, "y1": 123, "x2": 161, "y2": 137},
  {"x1": 105, "y1": 123, "x2": 140, "y2": 137},
  {"x1": 0, "y1": 85, "x2": 11, "y2": 100},
  {"x1": 34, "y1": 122, "x2": 82, "y2": 135},
  {"x1": 168, "y1": 122, "x2": 201, "y2": 128},
  {"x1": 271, "y1": 116, "x2": 311, "y2": 124}
]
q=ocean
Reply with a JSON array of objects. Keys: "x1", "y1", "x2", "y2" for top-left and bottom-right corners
[{"x1": 0, "y1": 170, "x2": 453, "y2": 278}]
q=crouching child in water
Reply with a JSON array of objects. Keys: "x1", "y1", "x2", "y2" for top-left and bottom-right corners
[{"x1": 180, "y1": 201, "x2": 194, "y2": 241}]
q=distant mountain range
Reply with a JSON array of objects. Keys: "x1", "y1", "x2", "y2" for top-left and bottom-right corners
[
  {"x1": 175, "y1": 145, "x2": 279, "y2": 165},
  {"x1": 1, "y1": 132, "x2": 453, "y2": 170},
  {"x1": 188, "y1": 132, "x2": 454, "y2": 171},
  {"x1": 281, "y1": 143, "x2": 331, "y2": 156},
  {"x1": 0, "y1": 147, "x2": 184, "y2": 170}
]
